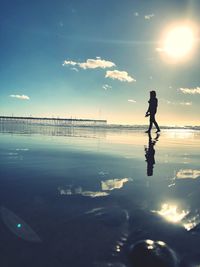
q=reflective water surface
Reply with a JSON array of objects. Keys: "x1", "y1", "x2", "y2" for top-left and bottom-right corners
[{"x1": 0, "y1": 123, "x2": 200, "y2": 267}]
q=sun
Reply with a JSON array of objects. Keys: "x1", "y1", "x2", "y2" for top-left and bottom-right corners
[{"x1": 163, "y1": 26, "x2": 194, "y2": 59}]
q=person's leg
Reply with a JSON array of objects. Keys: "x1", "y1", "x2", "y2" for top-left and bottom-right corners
[
  {"x1": 147, "y1": 115, "x2": 153, "y2": 132},
  {"x1": 152, "y1": 115, "x2": 160, "y2": 132}
]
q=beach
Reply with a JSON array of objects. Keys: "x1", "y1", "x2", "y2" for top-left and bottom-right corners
[{"x1": 0, "y1": 124, "x2": 200, "y2": 267}]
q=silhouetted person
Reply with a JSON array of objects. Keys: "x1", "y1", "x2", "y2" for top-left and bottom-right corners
[
  {"x1": 145, "y1": 132, "x2": 160, "y2": 176},
  {"x1": 145, "y1": 90, "x2": 160, "y2": 133}
]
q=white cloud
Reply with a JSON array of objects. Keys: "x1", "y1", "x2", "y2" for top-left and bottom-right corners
[
  {"x1": 102, "y1": 84, "x2": 112, "y2": 90},
  {"x1": 79, "y1": 58, "x2": 115, "y2": 69},
  {"x1": 63, "y1": 57, "x2": 115, "y2": 69},
  {"x1": 71, "y1": 67, "x2": 79, "y2": 72},
  {"x1": 10, "y1": 94, "x2": 30, "y2": 100},
  {"x1": 144, "y1": 14, "x2": 155, "y2": 20},
  {"x1": 62, "y1": 60, "x2": 77, "y2": 66},
  {"x1": 128, "y1": 99, "x2": 136, "y2": 103},
  {"x1": 105, "y1": 70, "x2": 136, "y2": 82},
  {"x1": 134, "y1": 12, "x2": 139, "y2": 16},
  {"x1": 180, "y1": 87, "x2": 200, "y2": 94},
  {"x1": 180, "y1": 102, "x2": 192, "y2": 106},
  {"x1": 166, "y1": 100, "x2": 192, "y2": 106}
]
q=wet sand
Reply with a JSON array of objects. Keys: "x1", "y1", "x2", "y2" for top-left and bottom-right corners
[{"x1": 0, "y1": 124, "x2": 200, "y2": 267}]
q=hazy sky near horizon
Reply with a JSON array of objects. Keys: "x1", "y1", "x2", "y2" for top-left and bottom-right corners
[{"x1": 0, "y1": 0, "x2": 200, "y2": 125}]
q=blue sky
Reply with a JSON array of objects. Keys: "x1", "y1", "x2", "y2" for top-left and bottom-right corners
[{"x1": 0, "y1": 0, "x2": 200, "y2": 125}]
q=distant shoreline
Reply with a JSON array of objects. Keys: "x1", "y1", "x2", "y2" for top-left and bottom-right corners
[
  {"x1": 0, "y1": 116, "x2": 199, "y2": 130},
  {"x1": 0, "y1": 120, "x2": 199, "y2": 131}
]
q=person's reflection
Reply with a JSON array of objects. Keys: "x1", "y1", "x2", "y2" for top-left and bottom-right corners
[{"x1": 145, "y1": 132, "x2": 160, "y2": 176}]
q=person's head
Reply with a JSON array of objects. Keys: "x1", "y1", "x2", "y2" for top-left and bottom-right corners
[{"x1": 150, "y1": 90, "x2": 156, "y2": 98}]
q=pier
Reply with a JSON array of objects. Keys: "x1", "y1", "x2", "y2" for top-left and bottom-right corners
[{"x1": 0, "y1": 116, "x2": 107, "y2": 127}]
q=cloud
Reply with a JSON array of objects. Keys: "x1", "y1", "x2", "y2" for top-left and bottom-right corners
[
  {"x1": 144, "y1": 14, "x2": 155, "y2": 20},
  {"x1": 128, "y1": 99, "x2": 136, "y2": 103},
  {"x1": 71, "y1": 67, "x2": 79, "y2": 72},
  {"x1": 79, "y1": 58, "x2": 115, "y2": 69},
  {"x1": 62, "y1": 60, "x2": 77, "y2": 66},
  {"x1": 10, "y1": 94, "x2": 30, "y2": 100},
  {"x1": 180, "y1": 87, "x2": 200, "y2": 94},
  {"x1": 134, "y1": 12, "x2": 139, "y2": 16},
  {"x1": 102, "y1": 84, "x2": 112, "y2": 90},
  {"x1": 105, "y1": 70, "x2": 136, "y2": 82},
  {"x1": 166, "y1": 100, "x2": 192, "y2": 106},
  {"x1": 180, "y1": 102, "x2": 192, "y2": 106},
  {"x1": 63, "y1": 57, "x2": 116, "y2": 69}
]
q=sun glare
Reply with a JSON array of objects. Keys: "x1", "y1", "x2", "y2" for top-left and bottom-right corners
[
  {"x1": 157, "y1": 23, "x2": 198, "y2": 62},
  {"x1": 164, "y1": 26, "x2": 194, "y2": 58},
  {"x1": 152, "y1": 203, "x2": 189, "y2": 223}
]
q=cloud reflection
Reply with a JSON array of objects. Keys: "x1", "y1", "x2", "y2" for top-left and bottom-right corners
[
  {"x1": 183, "y1": 213, "x2": 200, "y2": 231},
  {"x1": 101, "y1": 178, "x2": 131, "y2": 191},
  {"x1": 176, "y1": 169, "x2": 200, "y2": 179},
  {"x1": 58, "y1": 177, "x2": 132, "y2": 198},
  {"x1": 58, "y1": 186, "x2": 109, "y2": 198}
]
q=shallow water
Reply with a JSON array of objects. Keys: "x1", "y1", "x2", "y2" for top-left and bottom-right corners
[{"x1": 0, "y1": 123, "x2": 200, "y2": 267}]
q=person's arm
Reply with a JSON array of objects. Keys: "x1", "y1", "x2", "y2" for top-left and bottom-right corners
[
  {"x1": 145, "y1": 102, "x2": 150, "y2": 117},
  {"x1": 155, "y1": 98, "x2": 158, "y2": 108}
]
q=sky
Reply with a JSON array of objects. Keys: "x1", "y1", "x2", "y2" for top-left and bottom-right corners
[{"x1": 0, "y1": 0, "x2": 200, "y2": 126}]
